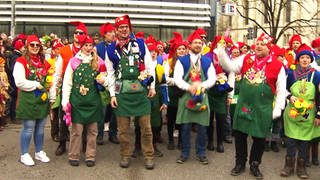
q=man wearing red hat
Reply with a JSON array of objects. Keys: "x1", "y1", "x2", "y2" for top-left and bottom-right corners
[
  {"x1": 51, "y1": 21, "x2": 88, "y2": 156},
  {"x1": 105, "y1": 14, "x2": 156, "y2": 170},
  {"x1": 95, "y1": 22, "x2": 119, "y2": 146},
  {"x1": 218, "y1": 32, "x2": 287, "y2": 179},
  {"x1": 174, "y1": 30, "x2": 216, "y2": 165}
]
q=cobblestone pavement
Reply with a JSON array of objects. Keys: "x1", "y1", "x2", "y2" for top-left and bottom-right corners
[{"x1": 0, "y1": 121, "x2": 319, "y2": 180}]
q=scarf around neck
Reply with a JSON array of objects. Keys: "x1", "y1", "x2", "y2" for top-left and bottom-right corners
[{"x1": 294, "y1": 64, "x2": 313, "y2": 81}]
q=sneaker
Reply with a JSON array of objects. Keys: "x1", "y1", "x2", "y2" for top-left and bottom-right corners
[
  {"x1": 196, "y1": 156, "x2": 209, "y2": 165},
  {"x1": 35, "y1": 151, "x2": 50, "y2": 163},
  {"x1": 85, "y1": 160, "x2": 95, "y2": 167},
  {"x1": 120, "y1": 157, "x2": 130, "y2": 168},
  {"x1": 176, "y1": 156, "x2": 188, "y2": 164},
  {"x1": 20, "y1": 153, "x2": 35, "y2": 166},
  {"x1": 145, "y1": 159, "x2": 155, "y2": 170},
  {"x1": 69, "y1": 159, "x2": 80, "y2": 166}
]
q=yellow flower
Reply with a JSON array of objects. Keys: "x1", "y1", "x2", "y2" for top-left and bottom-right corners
[
  {"x1": 290, "y1": 65, "x2": 296, "y2": 70},
  {"x1": 41, "y1": 92, "x2": 47, "y2": 101},
  {"x1": 199, "y1": 105, "x2": 207, "y2": 111}
]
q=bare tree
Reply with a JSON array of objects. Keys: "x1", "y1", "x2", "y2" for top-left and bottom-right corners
[{"x1": 233, "y1": 0, "x2": 320, "y2": 43}]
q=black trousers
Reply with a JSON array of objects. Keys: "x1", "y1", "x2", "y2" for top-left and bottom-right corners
[
  {"x1": 166, "y1": 106, "x2": 181, "y2": 143},
  {"x1": 58, "y1": 107, "x2": 69, "y2": 143},
  {"x1": 207, "y1": 112, "x2": 225, "y2": 144},
  {"x1": 234, "y1": 130, "x2": 265, "y2": 166}
]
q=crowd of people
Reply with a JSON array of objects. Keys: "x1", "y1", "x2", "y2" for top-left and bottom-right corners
[{"x1": 1, "y1": 14, "x2": 320, "y2": 179}]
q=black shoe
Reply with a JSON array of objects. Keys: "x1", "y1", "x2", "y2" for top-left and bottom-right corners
[
  {"x1": 69, "y1": 159, "x2": 79, "y2": 166},
  {"x1": 231, "y1": 164, "x2": 245, "y2": 176},
  {"x1": 109, "y1": 136, "x2": 119, "y2": 144},
  {"x1": 176, "y1": 156, "x2": 188, "y2": 164},
  {"x1": 52, "y1": 134, "x2": 60, "y2": 142},
  {"x1": 250, "y1": 162, "x2": 263, "y2": 179},
  {"x1": 120, "y1": 157, "x2": 130, "y2": 168},
  {"x1": 145, "y1": 159, "x2": 155, "y2": 170},
  {"x1": 97, "y1": 136, "x2": 104, "y2": 145},
  {"x1": 196, "y1": 156, "x2": 209, "y2": 165},
  {"x1": 207, "y1": 142, "x2": 214, "y2": 151},
  {"x1": 167, "y1": 141, "x2": 175, "y2": 150},
  {"x1": 55, "y1": 143, "x2": 66, "y2": 156},
  {"x1": 270, "y1": 141, "x2": 279, "y2": 152},
  {"x1": 85, "y1": 160, "x2": 95, "y2": 167},
  {"x1": 224, "y1": 136, "x2": 233, "y2": 144},
  {"x1": 216, "y1": 143, "x2": 224, "y2": 153}
]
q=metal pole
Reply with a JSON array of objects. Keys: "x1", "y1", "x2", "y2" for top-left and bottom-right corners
[{"x1": 10, "y1": 0, "x2": 16, "y2": 37}]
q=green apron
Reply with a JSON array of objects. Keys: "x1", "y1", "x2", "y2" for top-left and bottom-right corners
[
  {"x1": 70, "y1": 63, "x2": 103, "y2": 124},
  {"x1": 284, "y1": 73, "x2": 320, "y2": 140},
  {"x1": 233, "y1": 68, "x2": 273, "y2": 138},
  {"x1": 114, "y1": 51, "x2": 150, "y2": 117},
  {"x1": 208, "y1": 86, "x2": 227, "y2": 114},
  {"x1": 176, "y1": 64, "x2": 210, "y2": 126}
]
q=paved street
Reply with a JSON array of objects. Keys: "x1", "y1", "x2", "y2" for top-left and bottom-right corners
[{"x1": 1, "y1": 121, "x2": 320, "y2": 180}]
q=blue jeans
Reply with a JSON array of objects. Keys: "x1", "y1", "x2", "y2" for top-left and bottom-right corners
[
  {"x1": 20, "y1": 118, "x2": 47, "y2": 154},
  {"x1": 286, "y1": 138, "x2": 308, "y2": 160},
  {"x1": 181, "y1": 123, "x2": 207, "y2": 158}
]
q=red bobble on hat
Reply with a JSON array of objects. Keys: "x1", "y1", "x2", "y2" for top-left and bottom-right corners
[
  {"x1": 188, "y1": 30, "x2": 202, "y2": 43},
  {"x1": 70, "y1": 21, "x2": 88, "y2": 35},
  {"x1": 311, "y1": 38, "x2": 320, "y2": 49},
  {"x1": 26, "y1": 35, "x2": 41, "y2": 47},
  {"x1": 51, "y1": 39, "x2": 64, "y2": 50},
  {"x1": 14, "y1": 39, "x2": 24, "y2": 50},
  {"x1": 289, "y1": 34, "x2": 302, "y2": 48},
  {"x1": 99, "y1": 22, "x2": 115, "y2": 37},
  {"x1": 115, "y1": 14, "x2": 132, "y2": 32}
]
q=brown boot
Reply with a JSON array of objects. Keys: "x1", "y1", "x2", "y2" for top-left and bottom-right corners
[
  {"x1": 296, "y1": 157, "x2": 309, "y2": 179},
  {"x1": 280, "y1": 156, "x2": 295, "y2": 177}
]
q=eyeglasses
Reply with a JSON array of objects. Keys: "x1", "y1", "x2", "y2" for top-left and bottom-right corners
[
  {"x1": 29, "y1": 43, "x2": 41, "y2": 48},
  {"x1": 201, "y1": 36, "x2": 207, "y2": 39},
  {"x1": 74, "y1": 31, "x2": 84, "y2": 35}
]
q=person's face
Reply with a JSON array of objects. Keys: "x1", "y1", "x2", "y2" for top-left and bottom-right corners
[
  {"x1": 28, "y1": 41, "x2": 41, "y2": 55},
  {"x1": 157, "y1": 44, "x2": 164, "y2": 54},
  {"x1": 104, "y1": 31, "x2": 115, "y2": 42},
  {"x1": 314, "y1": 47, "x2": 320, "y2": 54},
  {"x1": 81, "y1": 43, "x2": 93, "y2": 56},
  {"x1": 255, "y1": 41, "x2": 270, "y2": 58},
  {"x1": 292, "y1": 41, "x2": 301, "y2": 51},
  {"x1": 200, "y1": 35, "x2": 207, "y2": 43},
  {"x1": 46, "y1": 41, "x2": 51, "y2": 48},
  {"x1": 176, "y1": 45, "x2": 187, "y2": 57},
  {"x1": 150, "y1": 50, "x2": 157, "y2": 59},
  {"x1": 117, "y1": 24, "x2": 130, "y2": 39},
  {"x1": 231, "y1": 48, "x2": 240, "y2": 58},
  {"x1": 299, "y1": 54, "x2": 311, "y2": 68},
  {"x1": 189, "y1": 39, "x2": 203, "y2": 54},
  {"x1": 73, "y1": 29, "x2": 85, "y2": 43},
  {"x1": 52, "y1": 47, "x2": 61, "y2": 56},
  {"x1": 240, "y1": 46, "x2": 248, "y2": 54}
]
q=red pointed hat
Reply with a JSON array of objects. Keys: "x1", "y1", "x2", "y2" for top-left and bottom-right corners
[
  {"x1": 168, "y1": 32, "x2": 188, "y2": 59},
  {"x1": 230, "y1": 45, "x2": 239, "y2": 53},
  {"x1": 289, "y1": 34, "x2": 302, "y2": 48},
  {"x1": 115, "y1": 14, "x2": 132, "y2": 32},
  {"x1": 77, "y1": 34, "x2": 94, "y2": 47},
  {"x1": 271, "y1": 45, "x2": 285, "y2": 57},
  {"x1": 311, "y1": 38, "x2": 320, "y2": 48},
  {"x1": 196, "y1": 28, "x2": 207, "y2": 37},
  {"x1": 256, "y1": 33, "x2": 273, "y2": 49},
  {"x1": 135, "y1": 32, "x2": 144, "y2": 39},
  {"x1": 70, "y1": 21, "x2": 88, "y2": 35},
  {"x1": 188, "y1": 30, "x2": 202, "y2": 43},
  {"x1": 145, "y1": 35, "x2": 157, "y2": 46},
  {"x1": 156, "y1": 40, "x2": 164, "y2": 47},
  {"x1": 237, "y1": 42, "x2": 247, "y2": 49},
  {"x1": 51, "y1": 39, "x2": 64, "y2": 50},
  {"x1": 147, "y1": 44, "x2": 158, "y2": 52},
  {"x1": 99, "y1": 22, "x2": 115, "y2": 37}
]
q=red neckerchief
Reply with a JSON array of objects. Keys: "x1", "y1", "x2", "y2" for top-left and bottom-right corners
[
  {"x1": 30, "y1": 54, "x2": 43, "y2": 68},
  {"x1": 254, "y1": 55, "x2": 270, "y2": 71},
  {"x1": 72, "y1": 43, "x2": 81, "y2": 56},
  {"x1": 116, "y1": 37, "x2": 130, "y2": 50}
]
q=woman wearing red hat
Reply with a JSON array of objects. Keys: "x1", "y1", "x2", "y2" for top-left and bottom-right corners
[
  {"x1": 14, "y1": 35, "x2": 51, "y2": 166},
  {"x1": 280, "y1": 47, "x2": 320, "y2": 179},
  {"x1": 61, "y1": 34, "x2": 107, "y2": 167},
  {"x1": 285, "y1": 34, "x2": 303, "y2": 67},
  {"x1": 165, "y1": 32, "x2": 188, "y2": 150}
]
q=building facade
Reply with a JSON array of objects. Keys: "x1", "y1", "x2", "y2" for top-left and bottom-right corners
[{"x1": 0, "y1": 0, "x2": 215, "y2": 41}]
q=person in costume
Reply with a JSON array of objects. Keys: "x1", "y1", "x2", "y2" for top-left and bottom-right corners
[
  {"x1": 50, "y1": 21, "x2": 88, "y2": 156},
  {"x1": 14, "y1": 35, "x2": 51, "y2": 166},
  {"x1": 174, "y1": 30, "x2": 216, "y2": 165},
  {"x1": 237, "y1": 42, "x2": 249, "y2": 55},
  {"x1": 311, "y1": 37, "x2": 320, "y2": 71},
  {"x1": 47, "y1": 39, "x2": 64, "y2": 142},
  {"x1": 61, "y1": 34, "x2": 107, "y2": 167},
  {"x1": 285, "y1": 34, "x2": 303, "y2": 68},
  {"x1": 96, "y1": 22, "x2": 119, "y2": 145},
  {"x1": 165, "y1": 32, "x2": 188, "y2": 150},
  {"x1": 105, "y1": 14, "x2": 156, "y2": 170},
  {"x1": 280, "y1": 46, "x2": 320, "y2": 179},
  {"x1": 217, "y1": 33, "x2": 287, "y2": 179},
  {"x1": 204, "y1": 38, "x2": 234, "y2": 152}
]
